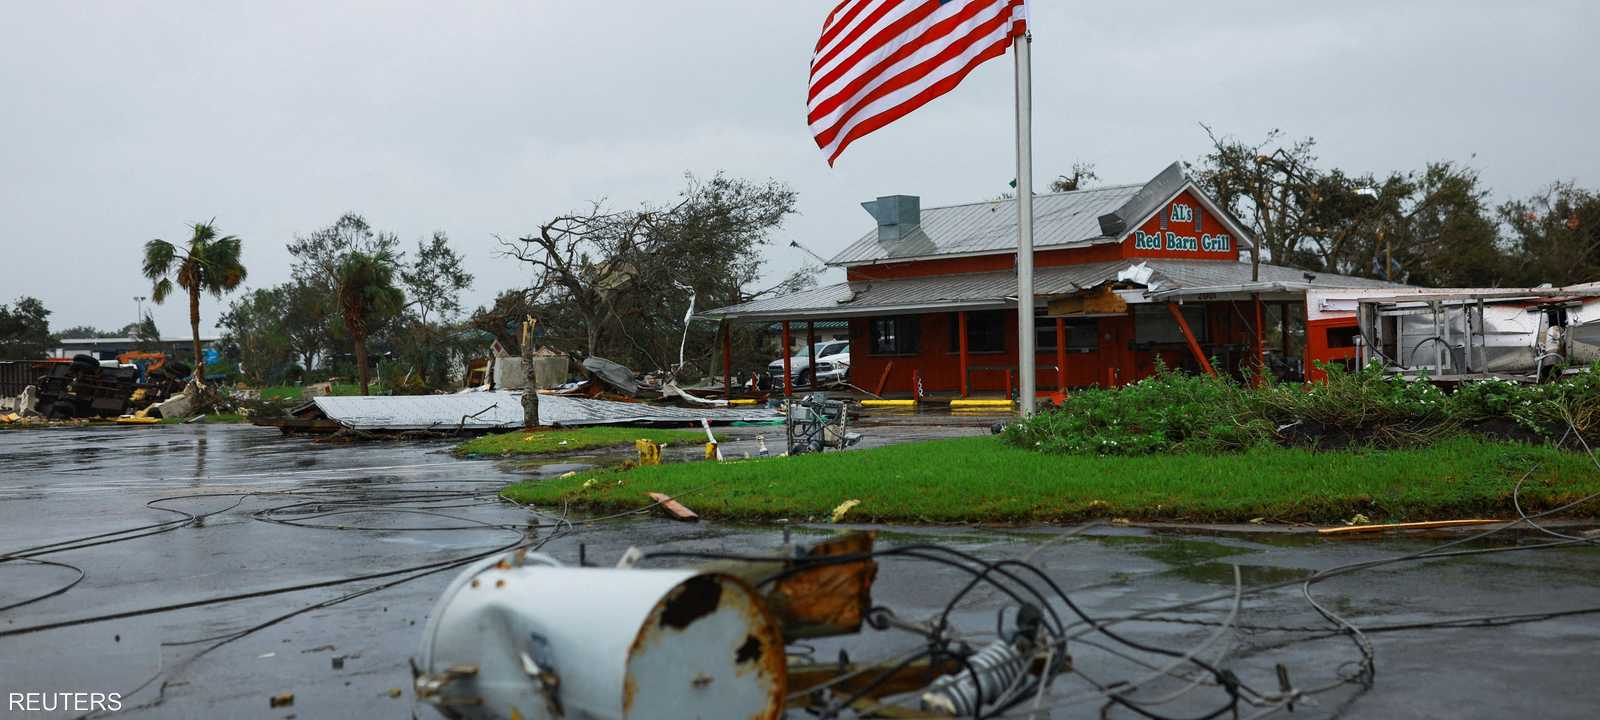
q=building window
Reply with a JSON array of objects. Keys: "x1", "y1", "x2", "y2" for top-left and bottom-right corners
[
  {"x1": 947, "y1": 310, "x2": 1005, "y2": 353},
  {"x1": 1036, "y1": 312, "x2": 1099, "y2": 352},
  {"x1": 1134, "y1": 304, "x2": 1207, "y2": 345},
  {"x1": 1326, "y1": 326, "x2": 1360, "y2": 348},
  {"x1": 869, "y1": 316, "x2": 920, "y2": 355}
]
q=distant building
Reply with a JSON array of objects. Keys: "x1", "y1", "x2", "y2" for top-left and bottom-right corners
[
  {"x1": 52, "y1": 336, "x2": 223, "y2": 362},
  {"x1": 705, "y1": 162, "x2": 1403, "y2": 397}
]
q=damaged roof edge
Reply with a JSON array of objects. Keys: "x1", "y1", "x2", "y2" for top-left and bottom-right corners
[
  {"x1": 1146, "y1": 281, "x2": 1312, "y2": 300},
  {"x1": 698, "y1": 295, "x2": 1013, "y2": 323},
  {"x1": 1096, "y1": 161, "x2": 1187, "y2": 237}
]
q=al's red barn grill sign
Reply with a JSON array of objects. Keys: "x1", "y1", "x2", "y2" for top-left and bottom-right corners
[{"x1": 1128, "y1": 191, "x2": 1237, "y2": 259}]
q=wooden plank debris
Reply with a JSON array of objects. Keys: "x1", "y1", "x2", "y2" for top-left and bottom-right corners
[
  {"x1": 647, "y1": 492, "x2": 699, "y2": 522},
  {"x1": 1319, "y1": 518, "x2": 1502, "y2": 535}
]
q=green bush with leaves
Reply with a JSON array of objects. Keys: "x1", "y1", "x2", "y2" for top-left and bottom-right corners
[
  {"x1": 1006, "y1": 361, "x2": 1600, "y2": 456},
  {"x1": 1006, "y1": 363, "x2": 1274, "y2": 455}
]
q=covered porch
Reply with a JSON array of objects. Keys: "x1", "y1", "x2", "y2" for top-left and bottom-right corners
[{"x1": 704, "y1": 263, "x2": 1327, "y2": 400}]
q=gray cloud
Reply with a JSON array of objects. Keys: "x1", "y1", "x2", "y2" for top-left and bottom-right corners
[{"x1": 2, "y1": 1, "x2": 1595, "y2": 334}]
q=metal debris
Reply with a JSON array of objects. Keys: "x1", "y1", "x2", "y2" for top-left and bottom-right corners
[
  {"x1": 1356, "y1": 286, "x2": 1600, "y2": 381},
  {"x1": 282, "y1": 392, "x2": 779, "y2": 433},
  {"x1": 785, "y1": 395, "x2": 860, "y2": 455},
  {"x1": 415, "y1": 554, "x2": 785, "y2": 719},
  {"x1": 582, "y1": 356, "x2": 641, "y2": 396}
]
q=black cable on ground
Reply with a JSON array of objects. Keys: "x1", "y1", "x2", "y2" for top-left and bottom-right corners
[{"x1": 0, "y1": 556, "x2": 85, "y2": 613}]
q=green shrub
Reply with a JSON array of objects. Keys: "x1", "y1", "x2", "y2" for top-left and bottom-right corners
[
  {"x1": 1005, "y1": 363, "x2": 1274, "y2": 455},
  {"x1": 1256, "y1": 363, "x2": 1452, "y2": 443},
  {"x1": 1005, "y1": 361, "x2": 1600, "y2": 456}
]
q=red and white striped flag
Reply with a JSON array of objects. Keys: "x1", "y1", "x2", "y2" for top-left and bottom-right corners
[{"x1": 809, "y1": 0, "x2": 1029, "y2": 166}]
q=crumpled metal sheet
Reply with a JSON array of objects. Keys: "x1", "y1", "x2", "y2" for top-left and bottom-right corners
[
  {"x1": 582, "y1": 357, "x2": 640, "y2": 396},
  {"x1": 309, "y1": 392, "x2": 777, "y2": 431}
]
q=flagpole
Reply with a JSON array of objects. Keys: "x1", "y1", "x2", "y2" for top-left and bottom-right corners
[{"x1": 1014, "y1": 30, "x2": 1037, "y2": 415}]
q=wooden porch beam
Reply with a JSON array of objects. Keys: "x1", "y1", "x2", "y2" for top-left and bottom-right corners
[
  {"x1": 721, "y1": 321, "x2": 732, "y2": 397},
  {"x1": 1055, "y1": 316, "x2": 1067, "y2": 392},
  {"x1": 1167, "y1": 303, "x2": 1216, "y2": 377},
  {"x1": 1253, "y1": 293, "x2": 1266, "y2": 386},
  {"x1": 958, "y1": 311, "x2": 969, "y2": 398},
  {"x1": 806, "y1": 321, "x2": 817, "y2": 388}
]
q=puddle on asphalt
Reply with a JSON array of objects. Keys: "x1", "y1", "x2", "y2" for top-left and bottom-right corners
[
  {"x1": 1168, "y1": 562, "x2": 1314, "y2": 586},
  {"x1": 1072, "y1": 532, "x2": 1330, "y2": 587},
  {"x1": 1085, "y1": 533, "x2": 1259, "y2": 564},
  {"x1": 524, "y1": 461, "x2": 599, "y2": 477},
  {"x1": 1385, "y1": 552, "x2": 1600, "y2": 587}
]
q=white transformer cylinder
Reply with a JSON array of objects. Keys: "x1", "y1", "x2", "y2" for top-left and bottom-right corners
[{"x1": 417, "y1": 553, "x2": 786, "y2": 720}]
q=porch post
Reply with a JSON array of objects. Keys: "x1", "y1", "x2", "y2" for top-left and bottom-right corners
[
  {"x1": 1055, "y1": 316, "x2": 1066, "y2": 392},
  {"x1": 1281, "y1": 302, "x2": 1291, "y2": 357},
  {"x1": 1253, "y1": 294, "x2": 1266, "y2": 386},
  {"x1": 1167, "y1": 303, "x2": 1216, "y2": 377},
  {"x1": 806, "y1": 321, "x2": 817, "y2": 388},
  {"x1": 721, "y1": 321, "x2": 732, "y2": 397},
  {"x1": 959, "y1": 310, "x2": 970, "y2": 398},
  {"x1": 781, "y1": 320, "x2": 793, "y2": 397}
]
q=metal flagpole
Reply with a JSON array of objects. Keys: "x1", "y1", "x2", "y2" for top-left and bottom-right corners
[{"x1": 1014, "y1": 30, "x2": 1037, "y2": 414}]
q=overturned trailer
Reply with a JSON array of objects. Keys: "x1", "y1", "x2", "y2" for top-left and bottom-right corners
[{"x1": 1354, "y1": 285, "x2": 1600, "y2": 382}]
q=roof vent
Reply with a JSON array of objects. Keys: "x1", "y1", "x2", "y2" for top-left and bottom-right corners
[{"x1": 861, "y1": 195, "x2": 921, "y2": 243}]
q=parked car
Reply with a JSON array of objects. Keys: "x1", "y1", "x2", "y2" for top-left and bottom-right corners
[{"x1": 768, "y1": 341, "x2": 850, "y2": 387}]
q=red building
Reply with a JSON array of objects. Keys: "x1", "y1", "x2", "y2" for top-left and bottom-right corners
[{"x1": 705, "y1": 163, "x2": 1400, "y2": 398}]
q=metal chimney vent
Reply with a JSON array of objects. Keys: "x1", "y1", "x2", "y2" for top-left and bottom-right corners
[{"x1": 861, "y1": 195, "x2": 921, "y2": 243}]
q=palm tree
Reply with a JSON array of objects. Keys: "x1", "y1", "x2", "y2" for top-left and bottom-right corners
[
  {"x1": 143, "y1": 221, "x2": 247, "y2": 383},
  {"x1": 335, "y1": 250, "x2": 405, "y2": 395}
]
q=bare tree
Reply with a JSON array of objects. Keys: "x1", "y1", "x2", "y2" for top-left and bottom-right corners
[
  {"x1": 498, "y1": 205, "x2": 652, "y2": 356},
  {"x1": 1049, "y1": 162, "x2": 1098, "y2": 192},
  {"x1": 497, "y1": 173, "x2": 805, "y2": 376}
]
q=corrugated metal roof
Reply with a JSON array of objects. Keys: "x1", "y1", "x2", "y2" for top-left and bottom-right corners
[
  {"x1": 828, "y1": 184, "x2": 1143, "y2": 266},
  {"x1": 704, "y1": 260, "x2": 1404, "y2": 321},
  {"x1": 1143, "y1": 260, "x2": 1399, "y2": 292},
  {"x1": 309, "y1": 393, "x2": 778, "y2": 431},
  {"x1": 706, "y1": 262, "x2": 1125, "y2": 320}
]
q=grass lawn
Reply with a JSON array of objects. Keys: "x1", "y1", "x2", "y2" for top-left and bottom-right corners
[
  {"x1": 259, "y1": 384, "x2": 367, "y2": 402},
  {"x1": 159, "y1": 412, "x2": 248, "y2": 424},
  {"x1": 500, "y1": 436, "x2": 1600, "y2": 524},
  {"x1": 455, "y1": 426, "x2": 711, "y2": 457}
]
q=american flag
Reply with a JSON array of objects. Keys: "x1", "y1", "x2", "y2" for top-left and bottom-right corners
[{"x1": 809, "y1": 0, "x2": 1029, "y2": 166}]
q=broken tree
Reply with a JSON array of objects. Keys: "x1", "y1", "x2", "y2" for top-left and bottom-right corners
[{"x1": 521, "y1": 315, "x2": 539, "y2": 428}]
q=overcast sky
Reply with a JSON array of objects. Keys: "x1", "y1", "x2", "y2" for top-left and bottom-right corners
[{"x1": 4, "y1": 1, "x2": 1597, "y2": 336}]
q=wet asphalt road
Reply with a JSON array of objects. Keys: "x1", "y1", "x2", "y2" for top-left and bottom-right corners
[{"x1": 2, "y1": 424, "x2": 1598, "y2": 719}]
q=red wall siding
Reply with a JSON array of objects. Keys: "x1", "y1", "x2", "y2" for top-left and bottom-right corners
[
  {"x1": 845, "y1": 254, "x2": 1013, "y2": 282},
  {"x1": 1305, "y1": 317, "x2": 1359, "y2": 382},
  {"x1": 844, "y1": 301, "x2": 1269, "y2": 396},
  {"x1": 847, "y1": 311, "x2": 1148, "y2": 396},
  {"x1": 1123, "y1": 189, "x2": 1242, "y2": 262}
]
